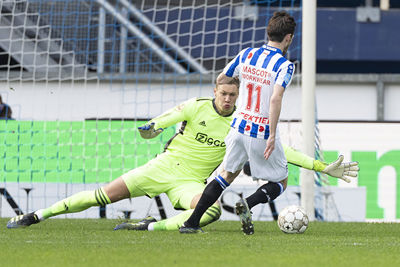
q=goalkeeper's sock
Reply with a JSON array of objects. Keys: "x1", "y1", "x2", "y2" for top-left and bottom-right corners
[
  {"x1": 184, "y1": 176, "x2": 228, "y2": 227},
  {"x1": 151, "y1": 204, "x2": 221, "y2": 231},
  {"x1": 35, "y1": 188, "x2": 111, "y2": 220},
  {"x1": 245, "y1": 182, "x2": 284, "y2": 209}
]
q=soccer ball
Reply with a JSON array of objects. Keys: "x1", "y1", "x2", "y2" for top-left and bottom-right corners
[{"x1": 277, "y1": 205, "x2": 309, "y2": 234}]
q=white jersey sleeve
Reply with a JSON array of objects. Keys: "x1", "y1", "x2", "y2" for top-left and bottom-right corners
[
  {"x1": 275, "y1": 61, "x2": 295, "y2": 89},
  {"x1": 222, "y1": 48, "x2": 252, "y2": 78}
]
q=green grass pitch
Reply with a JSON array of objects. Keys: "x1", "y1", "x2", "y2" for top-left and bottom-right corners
[{"x1": 1, "y1": 218, "x2": 399, "y2": 267}]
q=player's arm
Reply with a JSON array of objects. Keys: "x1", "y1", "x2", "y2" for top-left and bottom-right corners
[
  {"x1": 265, "y1": 62, "x2": 294, "y2": 159},
  {"x1": 138, "y1": 100, "x2": 190, "y2": 139},
  {"x1": 264, "y1": 84, "x2": 284, "y2": 159},
  {"x1": 282, "y1": 144, "x2": 359, "y2": 183}
]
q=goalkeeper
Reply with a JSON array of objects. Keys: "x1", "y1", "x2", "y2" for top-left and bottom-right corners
[{"x1": 7, "y1": 79, "x2": 358, "y2": 230}]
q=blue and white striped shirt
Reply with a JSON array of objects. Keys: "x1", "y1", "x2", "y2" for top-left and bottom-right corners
[{"x1": 223, "y1": 45, "x2": 295, "y2": 139}]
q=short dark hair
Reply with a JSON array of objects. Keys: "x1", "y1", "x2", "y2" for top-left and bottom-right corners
[{"x1": 267, "y1": 11, "x2": 296, "y2": 42}]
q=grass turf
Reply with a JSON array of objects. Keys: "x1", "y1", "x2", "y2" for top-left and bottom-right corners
[{"x1": 1, "y1": 218, "x2": 399, "y2": 267}]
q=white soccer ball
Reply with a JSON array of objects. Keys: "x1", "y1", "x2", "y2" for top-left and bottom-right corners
[{"x1": 277, "y1": 205, "x2": 309, "y2": 234}]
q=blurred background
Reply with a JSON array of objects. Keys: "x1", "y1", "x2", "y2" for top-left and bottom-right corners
[{"x1": 0, "y1": 0, "x2": 399, "y2": 222}]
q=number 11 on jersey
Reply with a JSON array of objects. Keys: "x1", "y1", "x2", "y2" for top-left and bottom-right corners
[{"x1": 246, "y1": 82, "x2": 261, "y2": 113}]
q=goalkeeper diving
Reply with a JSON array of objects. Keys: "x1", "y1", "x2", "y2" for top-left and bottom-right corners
[{"x1": 7, "y1": 78, "x2": 359, "y2": 231}]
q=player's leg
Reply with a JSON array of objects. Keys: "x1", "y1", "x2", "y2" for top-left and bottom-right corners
[
  {"x1": 7, "y1": 177, "x2": 130, "y2": 229},
  {"x1": 245, "y1": 178, "x2": 287, "y2": 209},
  {"x1": 114, "y1": 158, "x2": 187, "y2": 231},
  {"x1": 116, "y1": 181, "x2": 222, "y2": 232},
  {"x1": 38, "y1": 177, "x2": 130, "y2": 217},
  {"x1": 181, "y1": 130, "x2": 246, "y2": 232},
  {"x1": 244, "y1": 138, "x2": 289, "y2": 209},
  {"x1": 234, "y1": 177, "x2": 288, "y2": 235},
  {"x1": 150, "y1": 183, "x2": 221, "y2": 231},
  {"x1": 232, "y1": 138, "x2": 288, "y2": 233},
  {"x1": 147, "y1": 197, "x2": 221, "y2": 232},
  {"x1": 232, "y1": 136, "x2": 288, "y2": 235},
  {"x1": 7, "y1": 159, "x2": 164, "y2": 229},
  {"x1": 179, "y1": 170, "x2": 240, "y2": 233}
]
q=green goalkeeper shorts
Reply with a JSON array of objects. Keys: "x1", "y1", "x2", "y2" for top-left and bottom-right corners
[{"x1": 121, "y1": 153, "x2": 206, "y2": 210}]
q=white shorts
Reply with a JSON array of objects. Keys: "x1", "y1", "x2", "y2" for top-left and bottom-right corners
[{"x1": 223, "y1": 129, "x2": 288, "y2": 182}]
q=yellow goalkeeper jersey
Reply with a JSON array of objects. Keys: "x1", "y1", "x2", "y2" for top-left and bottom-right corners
[{"x1": 151, "y1": 97, "x2": 233, "y2": 180}]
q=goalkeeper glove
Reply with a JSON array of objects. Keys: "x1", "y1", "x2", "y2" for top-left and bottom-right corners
[
  {"x1": 314, "y1": 155, "x2": 359, "y2": 183},
  {"x1": 138, "y1": 122, "x2": 163, "y2": 139}
]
